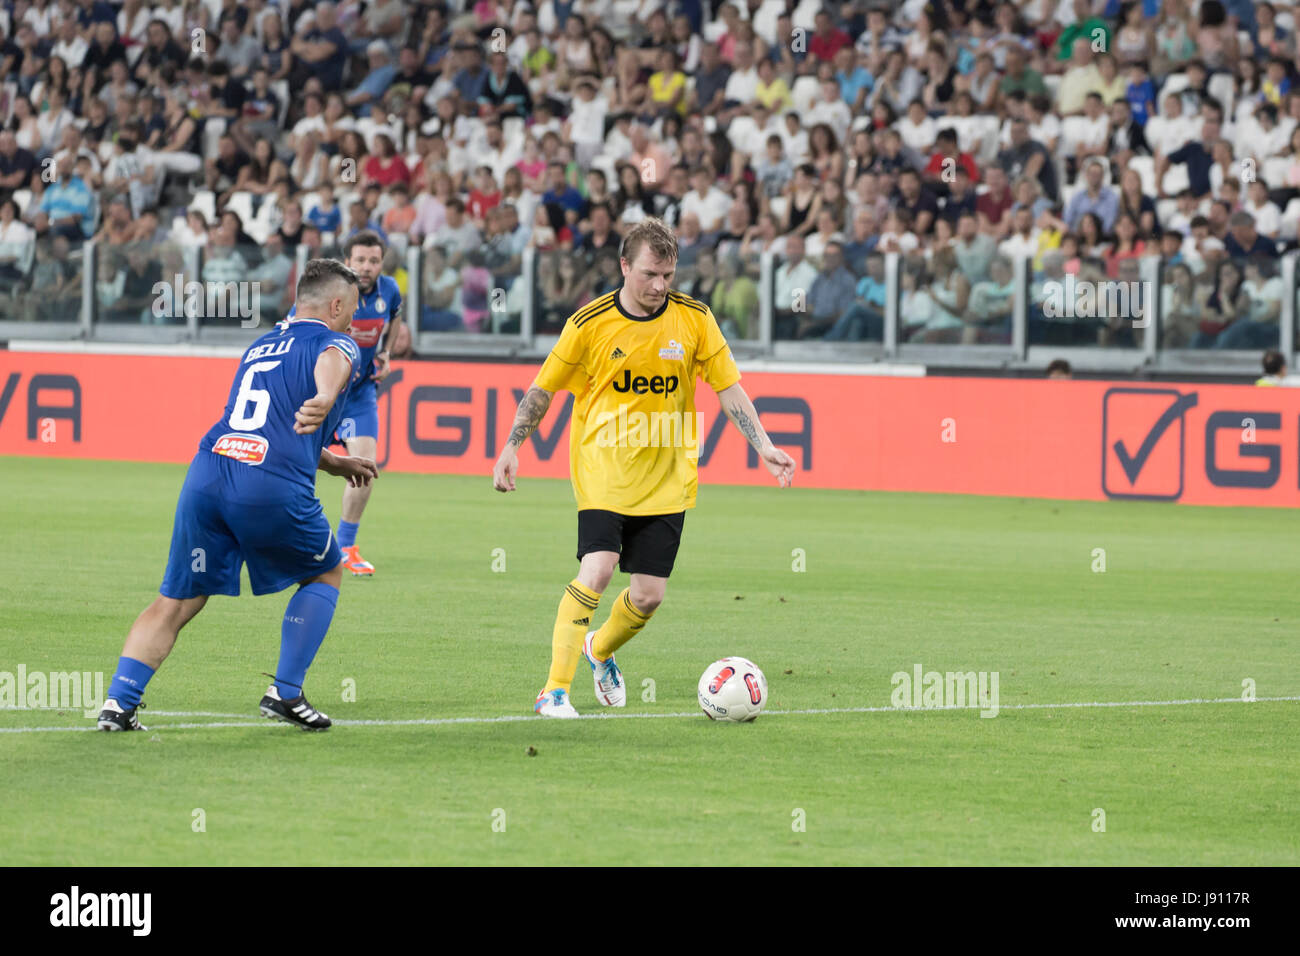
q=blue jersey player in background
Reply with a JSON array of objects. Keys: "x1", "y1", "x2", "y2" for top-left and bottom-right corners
[
  {"x1": 288, "y1": 230, "x2": 402, "y2": 577},
  {"x1": 98, "y1": 260, "x2": 379, "y2": 732}
]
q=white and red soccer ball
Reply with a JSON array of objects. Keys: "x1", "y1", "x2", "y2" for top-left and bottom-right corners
[{"x1": 697, "y1": 657, "x2": 768, "y2": 722}]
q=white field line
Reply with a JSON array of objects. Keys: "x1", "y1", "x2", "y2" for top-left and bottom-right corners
[{"x1": 0, "y1": 695, "x2": 1295, "y2": 734}]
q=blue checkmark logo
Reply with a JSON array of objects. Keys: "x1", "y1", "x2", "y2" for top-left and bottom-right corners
[
  {"x1": 1112, "y1": 392, "x2": 1199, "y2": 483},
  {"x1": 1102, "y1": 388, "x2": 1198, "y2": 500}
]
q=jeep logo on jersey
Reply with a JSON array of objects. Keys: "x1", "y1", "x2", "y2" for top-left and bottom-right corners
[
  {"x1": 350, "y1": 317, "x2": 385, "y2": 348},
  {"x1": 212, "y1": 433, "x2": 269, "y2": 465},
  {"x1": 611, "y1": 370, "x2": 680, "y2": 395}
]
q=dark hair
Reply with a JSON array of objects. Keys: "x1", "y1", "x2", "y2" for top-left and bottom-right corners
[
  {"x1": 344, "y1": 229, "x2": 387, "y2": 258},
  {"x1": 1046, "y1": 358, "x2": 1072, "y2": 376},
  {"x1": 1263, "y1": 349, "x2": 1286, "y2": 375},
  {"x1": 295, "y1": 258, "x2": 360, "y2": 302}
]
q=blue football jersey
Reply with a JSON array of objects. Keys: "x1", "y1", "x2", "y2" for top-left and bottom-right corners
[
  {"x1": 197, "y1": 318, "x2": 360, "y2": 491},
  {"x1": 288, "y1": 275, "x2": 402, "y2": 384}
]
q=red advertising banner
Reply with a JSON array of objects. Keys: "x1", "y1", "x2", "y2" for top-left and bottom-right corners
[{"x1": 3, "y1": 351, "x2": 1299, "y2": 507}]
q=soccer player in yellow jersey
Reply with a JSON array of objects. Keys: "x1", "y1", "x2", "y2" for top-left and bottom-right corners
[{"x1": 492, "y1": 218, "x2": 797, "y2": 717}]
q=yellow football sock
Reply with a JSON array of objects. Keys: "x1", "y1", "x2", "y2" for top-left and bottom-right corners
[
  {"x1": 544, "y1": 580, "x2": 601, "y2": 693},
  {"x1": 591, "y1": 588, "x2": 654, "y2": 660}
]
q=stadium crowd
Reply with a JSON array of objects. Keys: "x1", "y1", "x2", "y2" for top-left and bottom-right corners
[{"x1": 0, "y1": 0, "x2": 1297, "y2": 348}]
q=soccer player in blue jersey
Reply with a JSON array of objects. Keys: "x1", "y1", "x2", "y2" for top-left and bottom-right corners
[
  {"x1": 288, "y1": 230, "x2": 403, "y2": 576},
  {"x1": 97, "y1": 260, "x2": 379, "y2": 732}
]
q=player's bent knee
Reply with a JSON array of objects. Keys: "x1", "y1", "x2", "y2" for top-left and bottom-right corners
[
  {"x1": 304, "y1": 561, "x2": 345, "y2": 589},
  {"x1": 629, "y1": 582, "x2": 665, "y2": 613},
  {"x1": 578, "y1": 551, "x2": 618, "y2": 592}
]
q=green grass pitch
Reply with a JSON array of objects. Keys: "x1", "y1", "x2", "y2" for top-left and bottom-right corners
[{"x1": 2, "y1": 456, "x2": 1297, "y2": 865}]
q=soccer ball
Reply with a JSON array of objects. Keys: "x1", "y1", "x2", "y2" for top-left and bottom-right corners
[{"x1": 697, "y1": 658, "x2": 768, "y2": 722}]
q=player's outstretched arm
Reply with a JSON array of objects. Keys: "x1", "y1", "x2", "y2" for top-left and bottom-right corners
[
  {"x1": 319, "y1": 449, "x2": 379, "y2": 486},
  {"x1": 715, "y1": 382, "x2": 796, "y2": 488},
  {"x1": 294, "y1": 347, "x2": 354, "y2": 435},
  {"x1": 492, "y1": 383, "x2": 554, "y2": 492}
]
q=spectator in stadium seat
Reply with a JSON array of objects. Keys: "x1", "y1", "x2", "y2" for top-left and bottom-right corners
[
  {"x1": 804, "y1": 207, "x2": 841, "y2": 259},
  {"x1": 1156, "y1": 117, "x2": 1222, "y2": 200},
  {"x1": 290, "y1": 2, "x2": 349, "y2": 92},
  {"x1": 710, "y1": 250, "x2": 758, "y2": 340},
  {"x1": 809, "y1": 77, "x2": 852, "y2": 144},
  {"x1": 999, "y1": 204, "x2": 1039, "y2": 261},
  {"x1": 681, "y1": 164, "x2": 732, "y2": 235},
  {"x1": 1216, "y1": 255, "x2": 1284, "y2": 349},
  {"x1": 381, "y1": 184, "x2": 417, "y2": 242},
  {"x1": 34, "y1": 88, "x2": 75, "y2": 162},
  {"x1": 938, "y1": 165, "x2": 977, "y2": 228},
  {"x1": 628, "y1": 124, "x2": 673, "y2": 190},
  {"x1": 966, "y1": 255, "x2": 1016, "y2": 343},
  {"x1": 1055, "y1": 37, "x2": 1101, "y2": 115},
  {"x1": 1064, "y1": 158, "x2": 1118, "y2": 232},
  {"x1": 1063, "y1": 92, "x2": 1110, "y2": 184},
  {"x1": 94, "y1": 194, "x2": 134, "y2": 246},
  {"x1": 132, "y1": 18, "x2": 187, "y2": 84},
  {"x1": 1106, "y1": 98, "x2": 1149, "y2": 177},
  {"x1": 1192, "y1": 258, "x2": 1247, "y2": 347},
  {"x1": 809, "y1": 9, "x2": 851, "y2": 65},
  {"x1": 773, "y1": 231, "x2": 818, "y2": 335},
  {"x1": 928, "y1": 244, "x2": 975, "y2": 337},
  {"x1": 1103, "y1": 213, "x2": 1147, "y2": 278},
  {"x1": 213, "y1": 14, "x2": 259, "y2": 80},
  {"x1": 0, "y1": 130, "x2": 37, "y2": 197},
  {"x1": 538, "y1": 160, "x2": 582, "y2": 219},
  {"x1": 920, "y1": 41, "x2": 958, "y2": 111},
  {"x1": 753, "y1": 56, "x2": 792, "y2": 114},
  {"x1": 307, "y1": 184, "x2": 342, "y2": 235},
  {"x1": 841, "y1": 206, "x2": 880, "y2": 273},
  {"x1": 341, "y1": 198, "x2": 387, "y2": 246},
  {"x1": 362, "y1": 133, "x2": 411, "y2": 189},
  {"x1": 206, "y1": 134, "x2": 250, "y2": 206},
  {"x1": 977, "y1": 166, "x2": 1015, "y2": 237},
  {"x1": 1114, "y1": 167, "x2": 1157, "y2": 240},
  {"x1": 437, "y1": 197, "x2": 481, "y2": 265},
  {"x1": 824, "y1": 252, "x2": 887, "y2": 342},
  {"x1": 30, "y1": 154, "x2": 93, "y2": 242},
  {"x1": 691, "y1": 41, "x2": 732, "y2": 116},
  {"x1": 896, "y1": 98, "x2": 938, "y2": 156},
  {"x1": 200, "y1": 61, "x2": 248, "y2": 130},
  {"x1": 577, "y1": 202, "x2": 618, "y2": 259},
  {"x1": 925, "y1": 128, "x2": 977, "y2": 195},
  {"x1": 346, "y1": 41, "x2": 398, "y2": 111},
  {"x1": 799, "y1": 241, "x2": 856, "y2": 339},
  {"x1": 1243, "y1": 180, "x2": 1282, "y2": 240},
  {"x1": 997, "y1": 44, "x2": 1044, "y2": 104},
  {"x1": 894, "y1": 167, "x2": 939, "y2": 237},
  {"x1": 781, "y1": 162, "x2": 821, "y2": 238},
  {"x1": 479, "y1": 51, "x2": 533, "y2": 120},
  {"x1": 954, "y1": 212, "x2": 997, "y2": 283},
  {"x1": 0, "y1": 198, "x2": 35, "y2": 287},
  {"x1": 1224, "y1": 211, "x2": 1279, "y2": 259},
  {"x1": 741, "y1": 211, "x2": 786, "y2": 259}
]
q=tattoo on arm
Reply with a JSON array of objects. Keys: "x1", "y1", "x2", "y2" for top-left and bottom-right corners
[
  {"x1": 726, "y1": 401, "x2": 763, "y2": 448},
  {"x1": 508, "y1": 386, "x2": 553, "y2": 448}
]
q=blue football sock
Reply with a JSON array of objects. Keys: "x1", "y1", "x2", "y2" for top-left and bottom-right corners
[
  {"x1": 338, "y1": 520, "x2": 359, "y2": 549},
  {"x1": 108, "y1": 656, "x2": 156, "y2": 709},
  {"x1": 274, "y1": 582, "x2": 339, "y2": 699}
]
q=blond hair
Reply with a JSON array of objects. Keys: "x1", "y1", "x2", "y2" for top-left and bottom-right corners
[{"x1": 620, "y1": 217, "x2": 679, "y2": 265}]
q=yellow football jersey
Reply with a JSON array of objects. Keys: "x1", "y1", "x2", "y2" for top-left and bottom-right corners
[{"x1": 535, "y1": 289, "x2": 742, "y2": 515}]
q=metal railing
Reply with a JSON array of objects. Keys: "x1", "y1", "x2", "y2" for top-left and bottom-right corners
[{"x1": 2, "y1": 239, "x2": 1294, "y2": 379}]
